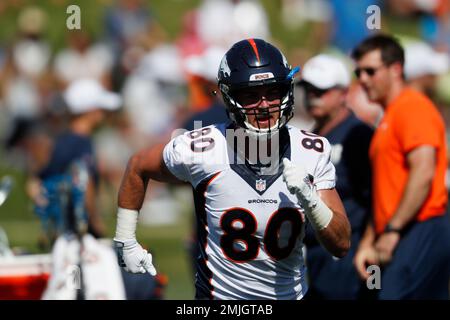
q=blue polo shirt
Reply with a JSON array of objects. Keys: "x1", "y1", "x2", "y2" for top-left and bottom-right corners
[{"x1": 304, "y1": 112, "x2": 374, "y2": 299}]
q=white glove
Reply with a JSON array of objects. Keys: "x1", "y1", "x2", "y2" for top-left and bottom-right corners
[
  {"x1": 114, "y1": 238, "x2": 157, "y2": 275},
  {"x1": 282, "y1": 158, "x2": 317, "y2": 208},
  {"x1": 282, "y1": 158, "x2": 333, "y2": 230}
]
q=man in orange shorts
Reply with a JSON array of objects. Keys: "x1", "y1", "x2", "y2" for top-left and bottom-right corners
[{"x1": 352, "y1": 34, "x2": 450, "y2": 299}]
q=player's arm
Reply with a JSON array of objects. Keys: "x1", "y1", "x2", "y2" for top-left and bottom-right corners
[
  {"x1": 282, "y1": 158, "x2": 351, "y2": 258},
  {"x1": 118, "y1": 143, "x2": 183, "y2": 210},
  {"x1": 314, "y1": 188, "x2": 351, "y2": 258},
  {"x1": 374, "y1": 145, "x2": 436, "y2": 264},
  {"x1": 114, "y1": 142, "x2": 183, "y2": 275}
]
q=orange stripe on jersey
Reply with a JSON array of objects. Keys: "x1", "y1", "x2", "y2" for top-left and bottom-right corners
[
  {"x1": 194, "y1": 171, "x2": 221, "y2": 299},
  {"x1": 247, "y1": 38, "x2": 260, "y2": 63},
  {"x1": 204, "y1": 171, "x2": 221, "y2": 196}
]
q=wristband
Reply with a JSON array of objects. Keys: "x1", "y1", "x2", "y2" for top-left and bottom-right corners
[
  {"x1": 383, "y1": 223, "x2": 402, "y2": 235},
  {"x1": 302, "y1": 194, "x2": 333, "y2": 231},
  {"x1": 115, "y1": 207, "x2": 139, "y2": 240}
]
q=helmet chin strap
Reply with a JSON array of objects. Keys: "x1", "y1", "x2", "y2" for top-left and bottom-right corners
[
  {"x1": 243, "y1": 95, "x2": 290, "y2": 136},
  {"x1": 243, "y1": 125, "x2": 278, "y2": 141},
  {"x1": 245, "y1": 118, "x2": 280, "y2": 134}
]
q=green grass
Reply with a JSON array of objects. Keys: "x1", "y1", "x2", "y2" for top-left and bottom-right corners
[{"x1": 0, "y1": 0, "x2": 201, "y2": 50}]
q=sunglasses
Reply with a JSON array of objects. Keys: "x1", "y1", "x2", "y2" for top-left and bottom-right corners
[
  {"x1": 354, "y1": 65, "x2": 385, "y2": 78},
  {"x1": 301, "y1": 82, "x2": 332, "y2": 97},
  {"x1": 234, "y1": 85, "x2": 286, "y2": 106}
]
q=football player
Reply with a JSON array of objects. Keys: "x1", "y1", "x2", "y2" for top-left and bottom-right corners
[{"x1": 114, "y1": 39, "x2": 351, "y2": 300}]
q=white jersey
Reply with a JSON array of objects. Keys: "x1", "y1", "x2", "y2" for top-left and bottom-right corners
[{"x1": 163, "y1": 123, "x2": 335, "y2": 300}]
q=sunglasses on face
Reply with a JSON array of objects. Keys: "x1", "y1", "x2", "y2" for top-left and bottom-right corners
[
  {"x1": 234, "y1": 85, "x2": 285, "y2": 106},
  {"x1": 301, "y1": 83, "x2": 331, "y2": 97},
  {"x1": 354, "y1": 65, "x2": 385, "y2": 78}
]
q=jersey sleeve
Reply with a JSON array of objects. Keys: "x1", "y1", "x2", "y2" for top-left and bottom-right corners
[
  {"x1": 395, "y1": 98, "x2": 442, "y2": 153},
  {"x1": 162, "y1": 134, "x2": 193, "y2": 184},
  {"x1": 313, "y1": 138, "x2": 336, "y2": 190}
]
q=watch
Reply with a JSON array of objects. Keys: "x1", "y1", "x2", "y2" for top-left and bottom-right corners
[{"x1": 383, "y1": 223, "x2": 402, "y2": 235}]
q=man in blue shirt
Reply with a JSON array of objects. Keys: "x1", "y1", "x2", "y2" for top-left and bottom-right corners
[
  {"x1": 33, "y1": 79, "x2": 122, "y2": 239},
  {"x1": 299, "y1": 54, "x2": 374, "y2": 299}
]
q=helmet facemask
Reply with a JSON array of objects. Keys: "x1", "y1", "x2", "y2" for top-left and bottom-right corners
[
  {"x1": 221, "y1": 80, "x2": 295, "y2": 138},
  {"x1": 217, "y1": 39, "x2": 299, "y2": 138}
]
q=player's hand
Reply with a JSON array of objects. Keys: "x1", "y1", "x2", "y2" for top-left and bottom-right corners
[
  {"x1": 113, "y1": 238, "x2": 157, "y2": 275},
  {"x1": 282, "y1": 158, "x2": 316, "y2": 207},
  {"x1": 354, "y1": 245, "x2": 379, "y2": 280},
  {"x1": 374, "y1": 232, "x2": 400, "y2": 265}
]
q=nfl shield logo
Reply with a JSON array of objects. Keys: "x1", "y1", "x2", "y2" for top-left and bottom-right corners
[{"x1": 256, "y1": 179, "x2": 266, "y2": 192}]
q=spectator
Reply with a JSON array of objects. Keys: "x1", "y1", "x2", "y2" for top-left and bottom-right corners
[
  {"x1": 404, "y1": 40, "x2": 450, "y2": 97},
  {"x1": 196, "y1": 0, "x2": 270, "y2": 49},
  {"x1": 121, "y1": 44, "x2": 184, "y2": 145},
  {"x1": 31, "y1": 79, "x2": 122, "y2": 242},
  {"x1": 182, "y1": 46, "x2": 229, "y2": 128},
  {"x1": 281, "y1": 0, "x2": 380, "y2": 54},
  {"x1": 104, "y1": 0, "x2": 153, "y2": 56},
  {"x1": 1, "y1": 6, "x2": 51, "y2": 120},
  {"x1": 53, "y1": 31, "x2": 114, "y2": 88},
  {"x1": 298, "y1": 54, "x2": 374, "y2": 299},
  {"x1": 13, "y1": 6, "x2": 50, "y2": 79},
  {"x1": 352, "y1": 34, "x2": 450, "y2": 299},
  {"x1": 176, "y1": 10, "x2": 206, "y2": 59},
  {"x1": 388, "y1": 0, "x2": 450, "y2": 49}
]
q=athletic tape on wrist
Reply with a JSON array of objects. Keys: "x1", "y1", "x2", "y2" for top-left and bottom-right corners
[
  {"x1": 115, "y1": 207, "x2": 139, "y2": 240},
  {"x1": 303, "y1": 195, "x2": 333, "y2": 230}
]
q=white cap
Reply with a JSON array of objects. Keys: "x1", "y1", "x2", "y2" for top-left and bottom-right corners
[
  {"x1": 301, "y1": 54, "x2": 350, "y2": 89},
  {"x1": 137, "y1": 44, "x2": 183, "y2": 84},
  {"x1": 404, "y1": 41, "x2": 449, "y2": 80},
  {"x1": 185, "y1": 46, "x2": 227, "y2": 81},
  {"x1": 63, "y1": 79, "x2": 122, "y2": 115}
]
